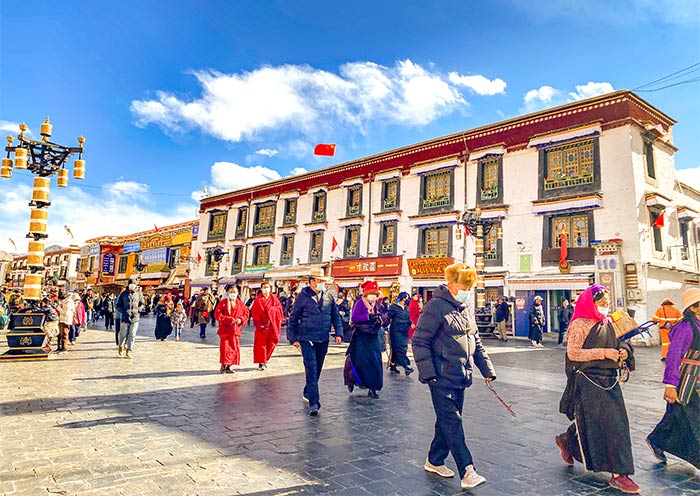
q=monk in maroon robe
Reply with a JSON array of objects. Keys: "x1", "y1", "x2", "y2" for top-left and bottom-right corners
[
  {"x1": 214, "y1": 285, "x2": 249, "y2": 374},
  {"x1": 251, "y1": 282, "x2": 284, "y2": 370}
]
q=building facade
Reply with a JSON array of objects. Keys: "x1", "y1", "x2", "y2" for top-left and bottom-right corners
[
  {"x1": 8, "y1": 245, "x2": 80, "y2": 293},
  {"x1": 79, "y1": 221, "x2": 197, "y2": 294},
  {"x1": 191, "y1": 90, "x2": 699, "y2": 339}
]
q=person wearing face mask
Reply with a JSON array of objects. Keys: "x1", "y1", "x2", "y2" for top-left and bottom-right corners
[
  {"x1": 287, "y1": 268, "x2": 344, "y2": 416},
  {"x1": 556, "y1": 284, "x2": 640, "y2": 494},
  {"x1": 412, "y1": 263, "x2": 495, "y2": 490},
  {"x1": 251, "y1": 281, "x2": 284, "y2": 370},
  {"x1": 214, "y1": 284, "x2": 249, "y2": 374},
  {"x1": 116, "y1": 279, "x2": 145, "y2": 359},
  {"x1": 344, "y1": 280, "x2": 387, "y2": 398}
]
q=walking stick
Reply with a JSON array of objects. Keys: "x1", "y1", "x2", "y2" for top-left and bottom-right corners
[{"x1": 486, "y1": 380, "x2": 517, "y2": 417}]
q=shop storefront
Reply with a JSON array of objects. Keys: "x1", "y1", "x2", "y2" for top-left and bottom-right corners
[
  {"x1": 406, "y1": 257, "x2": 454, "y2": 301},
  {"x1": 331, "y1": 256, "x2": 403, "y2": 299}
]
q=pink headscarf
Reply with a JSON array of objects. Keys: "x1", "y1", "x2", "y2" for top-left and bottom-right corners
[{"x1": 570, "y1": 284, "x2": 609, "y2": 325}]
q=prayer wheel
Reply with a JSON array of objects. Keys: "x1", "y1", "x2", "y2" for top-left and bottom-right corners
[
  {"x1": 23, "y1": 273, "x2": 43, "y2": 301},
  {"x1": 0, "y1": 158, "x2": 11, "y2": 179},
  {"x1": 57, "y1": 168, "x2": 68, "y2": 187},
  {"x1": 14, "y1": 147, "x2": 28, "y2": 169},
  {"x1": 74, "y1": 159, "x2": 85, "y2": 180},
  {"x1": 32, "y1": 177, "x2": 51, "y2": 205},
  {"x1": 40, "y1": 117, "x2": 52, "y2": 137},
  {"x1": 28, "y1": 209, "x2": 49, "y2": 237},
  {"x1": 27, "y1": 241, "x2": 46, "y2": 268}
]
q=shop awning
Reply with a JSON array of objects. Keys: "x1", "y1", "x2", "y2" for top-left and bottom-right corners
[
  {"x1": 532, "y1": 194, "x2": 603, "y2": 215},
  {"x1": 141, "y1": 271, "x2": 170, "y2": 280},
  {"x1": 507, "y1": 273, "x2": 593, "y2": 291},
  {"x1": 139, "y1": 279, "x2": 163, "y2": 287},
  {"x1": 411, "y1": 279, "x2": 443, "y2": 288},
  {"x1": 265, "y1": 264, "x2": 326, "y2": 280},
  {"x1": 189, "y1": 277, "x2": 213, "y2": 288}
]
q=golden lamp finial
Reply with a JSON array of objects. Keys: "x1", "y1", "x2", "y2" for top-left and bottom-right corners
[
  {"x1": 77, "y1": 136, "x2": 85, "y2": 146},
  {"x1": 40, "y1": 116, "x2": 53, "y2": 138},
  {"x1": 6, "y1": 136, "x2": 13, "y2": 145}
]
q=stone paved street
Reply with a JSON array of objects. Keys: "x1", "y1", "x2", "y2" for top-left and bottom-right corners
[{"x1": 1, "y1": 317, "x2": 698, "y2": 496}]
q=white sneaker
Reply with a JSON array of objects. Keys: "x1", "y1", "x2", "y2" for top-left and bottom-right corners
[
  {"x1": 537, "y1": 343, "x2": 545, "y2": 348},
  {"x1": 424, "y1": 458, "x2": 455, "y2": 478},
  {"x1": 531, "y1": 340, "x2": 538, "y2": 346},
  {"x1": 461, "y1": 465, "x2": 486, "y2": 489}
]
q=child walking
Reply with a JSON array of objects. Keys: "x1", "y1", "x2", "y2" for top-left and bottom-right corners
[{"x1": 171, "y1": 302, "x2": 187, "y2": 342}]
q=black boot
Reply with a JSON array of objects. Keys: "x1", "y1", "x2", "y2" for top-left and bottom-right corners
[
  {"x1": 389, "y1": 365, "x2": 400, "y2": 374},
  {"x1": 368, "y1": 390, "x2": 379, "y2": 399},
  {"x1": 404, "y1": 366, "x2": 414, "y2": 376}
]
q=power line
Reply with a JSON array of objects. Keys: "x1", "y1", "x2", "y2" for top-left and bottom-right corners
[
  {"x1": 633, "y1": 62, "x2": 700, "y2": 90},
  {"x1": 636, "y1": 76, "x2": 700, "y2": 92}
]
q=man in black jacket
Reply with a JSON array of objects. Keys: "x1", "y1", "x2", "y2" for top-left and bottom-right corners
[
  {"x1": 413, "y1": 263, "x2": 496, "y2": 490},
  {"x1": 288, "y1": 268, "x2": 343, "y2": 416},
  {"x1": 495, "y1": 296, "x2": 510, "y2": 342},
  {"x1": 557, "y1": 299, "x2": 574, "y2": 346}
]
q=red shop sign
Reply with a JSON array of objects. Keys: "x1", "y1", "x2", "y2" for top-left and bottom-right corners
[{"x1": 332, "y1": 256, "x2": 403, "y2": 278}]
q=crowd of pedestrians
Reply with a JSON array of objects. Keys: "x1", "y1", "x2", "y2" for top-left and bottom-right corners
[{"x1": 2, "y1": 266, "x2": 698, "y2": 495}]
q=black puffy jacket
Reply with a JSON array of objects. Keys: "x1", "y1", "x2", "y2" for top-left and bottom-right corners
[
  {"x1": 287, "y1": 286, "x2": 343, "y2": 343},
  {"x1": 412, "y1": 285, "x2": 496, "y2": 389}
]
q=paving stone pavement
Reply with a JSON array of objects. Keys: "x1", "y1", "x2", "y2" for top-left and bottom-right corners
[{"x1": 0, "y1": 317, "x2": 698, "y2": 496}]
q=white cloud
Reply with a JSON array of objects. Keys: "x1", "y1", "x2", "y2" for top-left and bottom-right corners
[
  {"x1": 448, "y1": 73, "x2": 507, "y2": 96},
  {"x1": 677, "y1": 165, "x2": 700, "y2": 189},
  {"x1": 0, "y1": 178, "x2": 195, "y2": 253},
  {"x1": 0, "y1": 120, "x2": 32, "y2": 137},
  {"x1": 105, "y1": 180, "x2": 150, "y2": 199},
  {"x1": 568, "y1": 82, "x2": 615, "y2": 101},
  {"x1": 255, "y1": 148, "x2": 278, "y2": 157},
  {"x1": 131, "y1": 59, "x2": 506, "y2": 145},
  {"x1": 290, "y1": 167, "x2": 308, "y2": 176},
  {"x1": 522, "y1": 81, "x2": 614, "y2": 113}
]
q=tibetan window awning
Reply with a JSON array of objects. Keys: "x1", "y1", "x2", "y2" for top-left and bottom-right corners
[
  {"x1": 469, "y1": 146, "x2": 506, "y2": 161},
  {"x1": 645, "y1": 192, "x2": 673, "y2": 208},
  {"x1": 532, "y1": 194, "x2": 603, "y2": 215},
  {"x1": 410, "y1": 157, "x2": 460, "y2": 175},
  {"x1": 528, "y1": 123, "x2": 601, "y2": 148}
]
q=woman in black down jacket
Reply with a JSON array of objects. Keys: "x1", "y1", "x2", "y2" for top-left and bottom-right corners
[{"x1": 387, "y1": 291, "x2": 414, "y2": 376}]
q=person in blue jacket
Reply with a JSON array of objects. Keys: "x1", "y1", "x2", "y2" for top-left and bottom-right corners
[{"x1": 287, "y1": 268, "x2": 344, "y2": 416}]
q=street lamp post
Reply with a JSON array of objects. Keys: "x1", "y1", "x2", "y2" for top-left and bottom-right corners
[
  {"x1": 1, "y1": 118, "x2": 85, "y2": 360},
  {"x1": 459, "y1": 208, "x2": 501, "y2": 311}
]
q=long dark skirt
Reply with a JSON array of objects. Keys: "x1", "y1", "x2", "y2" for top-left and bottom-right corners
[
  {"x1": 154, "y1": 315, "x2": 173, "y2": 340},
  {"x1": 648, "y1": 389, "x2": 700, "y2": 469},
  {"x1": 564, "y1": 370, "x2": 634, "y2": 474},
  {"x1": 344, "y1": 331, "x2": 383, "y2": 391},
  {"x1": 389, "y1": 327, "x2": 410, "y2": 367}
]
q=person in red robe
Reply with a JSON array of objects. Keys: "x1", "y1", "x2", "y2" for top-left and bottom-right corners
[
  {"x1": 214, "y1": 284, "x2": 249, "y2": 374},
  {"x1": 408, "y1": 292, "x2": 423, "y2": 340},
  {"x1": 251, "y1": 281, "x2": 284, "y2": 370}
]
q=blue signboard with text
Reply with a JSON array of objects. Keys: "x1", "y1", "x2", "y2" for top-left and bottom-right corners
[
  {"x1": 141, "y1": 247, "x2": 169, "y2": 264},
  {"x1": 102, "y1": 253, "x2": 116, "y2": 275},
  {"x1": 123, "y1": 241, "x2": 141, "y2": 254}
]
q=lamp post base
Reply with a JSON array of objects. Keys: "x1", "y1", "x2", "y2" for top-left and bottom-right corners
[{"x1": 0, "y1": 311, "x2": 50, "y2": 361}]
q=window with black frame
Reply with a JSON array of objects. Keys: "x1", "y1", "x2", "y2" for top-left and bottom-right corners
[
  {"x1": 208, "y1": 212, "x2": 227, "y2": 241},
  {"x1": 230, "y1": 246, "x2": 242, "y2": 274},
  {"x1": 379, "y1": 221, "x2": 397, "y2": 256},
  {"x1": 544, "y1": 139, "x2": 595, "y2": 192},
  {"x1": 254, "y1": 203, "x2": 275, "y2": 235},
  {"x1": 382, "y1": 179, "x2": 399, "y2": 211},
  {"x1": 421, "y1": 170, "x2": 452, "y2": 212},
  {"x1": 254, "y1": 244, "x2": 271, "y2": 266},
  {"x1": 309, "y1": 231, "x2": 323, "y2": 262},
  {"x1": 235, "y1": 208, "x2": 248, "y2": 238},
  {"x1": 420, "y1": 226, "x2": 450, "y2": 258},
  {"x1": 280, "y1": 234, "x2": 294, "y2": 265},
  {"x1": 344, "y1": 226, "x2": 360, "y2": 258},
  {"x1": 346, "y1": 185, "x2": 362, "y2": 217},
  {"x1": 312, "y1": 192, "x2": 326, "y2": 222},
  {"x1": 283, "y1": 198, "x2": 297, "y2": 225}
]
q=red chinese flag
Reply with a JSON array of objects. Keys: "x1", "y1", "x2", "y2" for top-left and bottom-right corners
[
  {"x1": 154, "y1": 224, "x2": 160, "y2": 232},
  {"x1": 197, "y1": 252, "x2": 202, "y2": 262},
  {"x1": 314, "y1": 144, "x2": 336, "y2": 156},
  {"x1": 331, "y1": 236, "x2": 339, "y2": 253},
  {"x1": 559, "y1": 232, "x2": 568, "y2": 264},
  {"x1": 653, "y1": 212, "x2": 665, "y2": 228}
]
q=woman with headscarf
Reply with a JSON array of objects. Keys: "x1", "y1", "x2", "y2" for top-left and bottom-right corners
[
  {"x1": 344, "y1": 280, "x2": 387, "y2": 399},
  {"x1": 646, "y1": 288, "x2": 700, "y2": 470},
  {"x1": 154, "y1": 294, "x2": 174, "y2": 341},
  {"x1": 214, "y1": 284, "x2": 249, "y2": 374},
  {"x1": 251, "y1": 281, "x2": 284, "y2": 370},
  {"x1": 388, "y1": 291, "x2": 414, "y2": 376},
  {"x1": 555, "y1": 284, "x2": 640, "y2": 494}
]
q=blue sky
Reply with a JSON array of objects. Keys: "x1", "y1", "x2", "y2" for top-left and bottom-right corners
[{"x1": 0, "y1": 0, "x2": 698, "y2": 251}]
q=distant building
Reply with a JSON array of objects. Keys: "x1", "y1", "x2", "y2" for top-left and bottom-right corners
[
  {"x1": 79, "y1": 220, "x2": 197, "y2": 294},
  {"x1": 8, "y1": 245, "x2": 80, "y2": 293},
  {"x1": 190, "y1": 90, "x2": 699, "y2": 340}
]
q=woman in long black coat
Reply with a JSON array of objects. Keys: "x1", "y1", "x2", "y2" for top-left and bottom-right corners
[
  {"x1": 388, "y1": 292, "x2": 414, "y2": 376},
  {"x1": 345, "y1": 281, "x2": 387, "y2": 399},
  {"x1": 154, "y1": 294, "x2": 174, "y2": 341}
]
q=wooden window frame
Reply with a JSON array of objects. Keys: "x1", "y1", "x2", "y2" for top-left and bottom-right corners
[
  {"x1": 283, "y1": 199, "x2": 297, "y2": 226},
  {"x1": 346, "y1": 185, "x2": 363, "y2": 217},
  {"x1": 419, "y1": 170, "x2": 454, "y2": 214},
  {"x1": 538, "y1": 138, "x2": 601, "y2": 200},
  {"x1": 476, "y1": 156, "x2": 503, "y2": 206},
  {"x1": 280, "y1": 234, "x2": 294, "y2": 265},
  {"x1": 235, "y1": 208, "x2": 248, "y2": 239},
  {"x1": 344, "y1": 226, "x2": 361, "y2": 259},
  {"x1": 541, "y1": 211, "x2": 595, "y2": 265},
  {"x1": 309, "y1": 231, "x2": 324, "y2": 262},
  {"x1": 207, "y1": 212, "x2": 228, "y2": 242},
  {"x1": 381, "y1": 179, "x2": 400, "y2": 212},
  {"x1": 379, "y1": 221, "x2": 398, "y2": 256},
  {"x1": 253, "y1": 202, "x2": 276, "y2": 235},
  {"x1": 312, "y1": 192, "x2": 327, "y2": 223},
  {"x1": 418, "y1": 225, "x2": 452, "y2": 258}
]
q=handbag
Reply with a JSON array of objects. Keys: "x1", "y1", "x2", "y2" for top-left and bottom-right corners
[
  {"x1": 201, "y1": 311, "x2": 210, "y2": 320},
  {"x1": 677, "y1": 350, "x2": 700, "y2": 405}
]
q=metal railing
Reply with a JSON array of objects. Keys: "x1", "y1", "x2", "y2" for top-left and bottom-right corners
[{"x1": 422, "y1": 195, "x2": 451, "y2": 209}]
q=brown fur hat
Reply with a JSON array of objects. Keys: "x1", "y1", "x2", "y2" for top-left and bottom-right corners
[{"x1": 444, "y1": 262, "x2": 477, "y2": 289}]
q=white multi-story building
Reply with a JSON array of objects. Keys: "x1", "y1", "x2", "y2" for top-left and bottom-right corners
[
  {"x1": 8, "y1": 245, "x2": 80, "y2": 294},
  {"x1": 191, "y1": 90, "x2": 699, "y2": 338}
]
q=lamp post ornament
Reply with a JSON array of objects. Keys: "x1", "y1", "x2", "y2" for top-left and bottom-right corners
[
  {"x1": 461, "y1": 207, "x2": 501, "y2": 310},
  {"x1": 1, "y1": 118, "x2": 85, "y2": 360}
]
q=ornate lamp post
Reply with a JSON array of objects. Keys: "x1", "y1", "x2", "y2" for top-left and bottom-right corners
[
  {"x1": 1, "y1": 118, "x2": 85, "y2": 360},
  {"x1": 460, "y1": 208, "x2": 501, "y2": 310}
]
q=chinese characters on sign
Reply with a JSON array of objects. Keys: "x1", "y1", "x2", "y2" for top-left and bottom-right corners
[
  {"x1": 101, "y1": 253, "x2": 116, "y2": 275},
  {"x1": 331, "y1": 256, "x2": 402, "y2": 278},
  {"x1": 406, "y1": 257, "x2": 454, "y2": 277}
]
